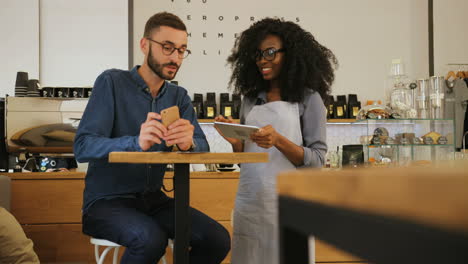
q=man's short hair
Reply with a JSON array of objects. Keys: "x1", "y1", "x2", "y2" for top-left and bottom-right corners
[{"x1": 144, "y1": 12, "x2": 187, "y2": 37}]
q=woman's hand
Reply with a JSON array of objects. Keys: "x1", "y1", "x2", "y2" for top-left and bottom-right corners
[
  {"x1": 250, "y1": 125, "x2": 279, "y2": 149},
  {"x1": 214, "y1": 115, "x2": 241, "y2": 146},
  {"x1": 214, "y1": 115, "x2": 244, "y2": 152}
]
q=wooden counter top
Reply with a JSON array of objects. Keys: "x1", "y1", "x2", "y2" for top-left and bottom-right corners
[
  {"x1": 277, "y1": 161, "x2": 468, "y2": 235},
  {"x1": 5, "y1": 170, "x2": 240, "y2": 180},
  {"x1": 5, "y1": 171, "x2": 86, "y2": 179},
  {"x1": 109, "y1": 151, "x2": 268, "y2": 164}
]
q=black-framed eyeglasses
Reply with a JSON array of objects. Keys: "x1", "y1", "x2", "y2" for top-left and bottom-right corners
[
  {"x1": 254, "y1": 47, "x2": 286, "y2": 61},
  {"x1": 147, "y1": 38, "x2": 191, "y2": 59}
]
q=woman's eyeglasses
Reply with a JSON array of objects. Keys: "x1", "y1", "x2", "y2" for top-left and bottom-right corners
[{"x1": 254, "y1": 47, "x2": 285, "y2": 61}]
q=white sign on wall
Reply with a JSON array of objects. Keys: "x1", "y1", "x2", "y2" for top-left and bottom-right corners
[{"x1": 134, "y1": 0, "x2": 428, "y2": 103}]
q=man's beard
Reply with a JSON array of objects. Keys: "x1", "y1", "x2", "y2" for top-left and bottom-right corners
[{"x1": 147, "y1": 45, "x2": 179, "y2": 80}]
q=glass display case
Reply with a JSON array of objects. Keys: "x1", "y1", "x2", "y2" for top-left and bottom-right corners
[{"x1": 354, "y1": 119, "x2": 455, "y2": 166}]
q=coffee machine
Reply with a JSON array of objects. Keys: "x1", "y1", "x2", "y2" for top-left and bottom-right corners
[{"x1": 0, "y1": 98, "x2": 9, "y2": 172}]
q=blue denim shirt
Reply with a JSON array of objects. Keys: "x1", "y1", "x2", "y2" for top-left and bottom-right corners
[{"x1": 74, "y1": 66, "x2": 209, "y2": 212}]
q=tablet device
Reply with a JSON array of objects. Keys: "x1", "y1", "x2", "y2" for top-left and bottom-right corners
[{"x1": 214, "y1": 122, "x2": 260, "y2": 140}]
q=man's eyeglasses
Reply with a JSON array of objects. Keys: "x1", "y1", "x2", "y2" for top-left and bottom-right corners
[
  {"x1": 147, "y1": 38, "x2": 191, "y2": 59},
  {"x1": 254, "y1": 47, "x2": 286, "y2": 61}
]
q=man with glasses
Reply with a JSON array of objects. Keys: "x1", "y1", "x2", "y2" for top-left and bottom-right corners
[{"x1": 74, "y1": 12, "x2": 230, "y2": 264}]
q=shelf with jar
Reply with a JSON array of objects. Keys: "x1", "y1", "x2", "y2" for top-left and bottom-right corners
[
  {"x1": 199, "y1": 118, "x2": 358, "y2": 124},
  {"x1": 354, "y1": 118, "x2": 455, "y2": 166}
]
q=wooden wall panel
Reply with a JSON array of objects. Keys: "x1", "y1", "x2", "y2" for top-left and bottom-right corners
[
  {"x1": 10, "y1": 171, "x2": 236, "y2": 263},
  {"x1": 23, "y1": 224, "x2": 93, "y2": 263},
  {"x1": 11, "y1": 177, "x2": 237, "y2": 224},
  {"x1": 163, "y1": 178, "x2": 239, "y2": 221},
  {"x1": 11, "y1": 179, "x2": 84, "y2": 224}
]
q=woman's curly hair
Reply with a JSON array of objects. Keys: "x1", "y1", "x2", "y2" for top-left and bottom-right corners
[{"x1": 227, "y1": 18, "x2": 338, "y2": 102}]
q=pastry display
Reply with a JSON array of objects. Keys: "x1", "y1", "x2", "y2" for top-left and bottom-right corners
[
  {"x1": 422, "y1": 131, "x2": 441, "y2": 144},
  {"x1": 437, "y1": 136, "x2": 448, "y2": 145},
  {"x1": 357, "y1": 104, "x2": 392, "y2": 120}
]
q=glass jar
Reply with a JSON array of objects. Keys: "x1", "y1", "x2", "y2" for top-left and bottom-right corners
[
  {"x1": 429, "y1": 76, "x2": 445, "y2": 119},
  {"x1": 415, "y1": 79, "x2": 430, "y2": 118},
  {"x1": 390, "y1": 81, "x2": 415, "y2": 118}
]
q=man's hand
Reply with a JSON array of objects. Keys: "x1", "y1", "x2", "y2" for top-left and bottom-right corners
[
  {"x1": 139, "y1": 112, "x2": 167, "y2": 151},
  {"x1": 250, "y1": 125, "x2": 279, "y2": 149},
  {"x1": 164, "y1": 119, "x2": 194, "y2": 151}
]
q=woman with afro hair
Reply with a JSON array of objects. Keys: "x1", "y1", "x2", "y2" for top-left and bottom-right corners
[{"x1": 215, "y1": 18, "x2": 337, "y2": 263}]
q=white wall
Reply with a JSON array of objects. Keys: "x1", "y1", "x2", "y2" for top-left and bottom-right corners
[
  {"x1": 0, "y1": 0, "x2": 39, "y2": 96},
  {"x1": 2, "y1": 1, "x2": 466, "y2": 100},
  {"x1": 39, "y1": 0, "x2": 128, "y2": 87},
  {"x1": 133, "y1": 0, "x2": 429, "y2": 104},
  {"x1": 434, "y1": 0, "x2": 468, "y2": 76},
  {"x1": 0, "y1": 0, "x2": 128, "y2": 97}
]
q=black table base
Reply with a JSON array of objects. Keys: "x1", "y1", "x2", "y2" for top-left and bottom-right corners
[{"x1": 174, "y1": 163, "x2": 191, "y2": 264}]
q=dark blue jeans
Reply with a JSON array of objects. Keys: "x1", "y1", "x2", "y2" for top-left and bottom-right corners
[{"x1": 82, "y1": 190, "x2": 230, "y2": 264}]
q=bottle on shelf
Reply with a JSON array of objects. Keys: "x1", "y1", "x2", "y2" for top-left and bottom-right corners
[
  {"x1": 204, "y1": 92, "x2": 217, "y2": 119},
  {"x1": 219, "y1": 93, "x2": 234, "y2": 118},
  {"x1": 334, "y1": 95, "x2": 347, "y2": 118},
  {"x1": 348, "y1": 94, "x2": 361, "y2": 119},
  {"x1": 325, "y1": 95, "x2": 335, "y2": 119},
  {"x1": 193, "y1": 93, "x2": 204, "y2": 119},
  {"x1": 329, "y1": 146, "x2": 340, "y2": 169},
  {"x1": 324, "y1": 146, "x2": 340, "y2": 169},
  {"x1": 324, "y1": 153, "x2": 331, "y2": 168}
]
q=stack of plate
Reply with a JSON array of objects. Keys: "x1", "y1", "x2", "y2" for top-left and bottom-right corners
[
  {"x1": 15, "y1": 86, "x2": 28, "y2": 97},
  {"x1": 27, "y1": 91, "x2": 41, "y2": 97},
  {"x1": 15, "y1": 71, "x2": 29, "y2": 97},
  {"x1": 27, "y1": 79, "x2": 41, "y2": 97}
]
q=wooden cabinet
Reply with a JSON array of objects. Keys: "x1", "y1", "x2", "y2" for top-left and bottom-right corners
[
  {"x1": 9, "y1": 171, "x2": 238, "y2": 263},
  {"x1": 11, "y1": 178, "x2": 84, "y2": 224},
  {"x1": 8, "y1": 171, "x2": 363, "y2": 263}
]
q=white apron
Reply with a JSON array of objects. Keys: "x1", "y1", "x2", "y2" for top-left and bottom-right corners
[{"x1": 231, "y1": 101, "x2": 303, "y2": 264}]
